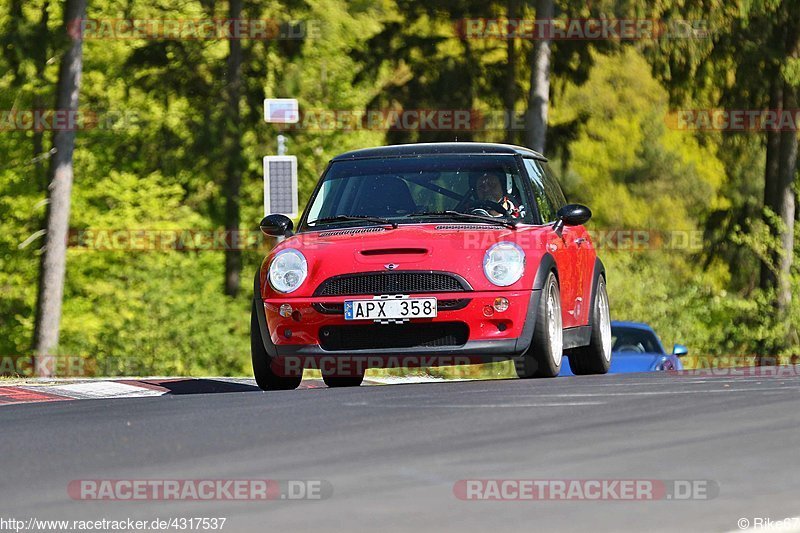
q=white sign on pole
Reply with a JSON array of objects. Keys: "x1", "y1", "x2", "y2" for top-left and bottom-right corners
[
  {"x1": 263, "y1": 155, "x2": 298, "y2": 217},
  {"x1": 264, "y1": 98, "x2": 299, "y2": 124}
]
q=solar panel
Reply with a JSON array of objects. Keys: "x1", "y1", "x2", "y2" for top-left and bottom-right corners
[{"x1": 263, "y1": 156, "x2": 298, "y2": 217}]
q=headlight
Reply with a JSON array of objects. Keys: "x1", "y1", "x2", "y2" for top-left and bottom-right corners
[
  {"x1": 483, "y1": 242, "x2": 525, "y2": 286},
  {"x1": 269, "y1": 249, "x2": 308, "y2": 293}
]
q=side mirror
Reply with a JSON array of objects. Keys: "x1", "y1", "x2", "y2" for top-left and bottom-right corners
[
  {"x1": 260, "y1": 214, "x2": 293, "y2": 237},
  {"x1": 553, "y1": 204, "x2": 592, "y2": 235},
  {"x1": 672, "y1": 344, "x2": 688, "y2": 357},
  {"x1": 558, "y1": 204, "x2": 592, "y2": 226}
]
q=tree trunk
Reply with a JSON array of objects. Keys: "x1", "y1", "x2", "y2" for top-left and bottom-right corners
[
  {"x1": 760, "y1": 78, "x2": 783, "y2": 292},
  {"x1": 33, "y1": 0, "x2": 87, "y2": 377},
  {"x1": 774, "y1": 83, "x2": 797, "y2": 315},
  {"x1": 524, "y1": 0, "x2": 553, "y2": 154},
  {"x1": 223, "y1": 0, "x2": 244, "y2": 297},
  {"x1": 761, "y1": 20, "x2": 799, "y2": 338},
  {"x1": 503, "y1": 0, "x2": 518, "y2": 144}
]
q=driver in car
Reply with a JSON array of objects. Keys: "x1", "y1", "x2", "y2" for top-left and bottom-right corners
[{"x1": 473, "y1": 171, "x2": 523, "y2": 218}]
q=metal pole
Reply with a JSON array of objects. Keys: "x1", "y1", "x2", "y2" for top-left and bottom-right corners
[{"x1": 275, "y1": 134, "x2": 287, "y2": 243}]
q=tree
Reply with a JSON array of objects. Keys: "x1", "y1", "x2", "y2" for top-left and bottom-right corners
[
  {"x1": 646, "y1": 0, "x2": 799, "y2": 348},
  {"x1": 1, "y1": 0, "x2": 53, "y2": 188},
  {"x1": 524, "y1": 0, "x2": 552, "y2": 154},
  {"x1": 767, "y1": 14, "x2": 799, "y2": 316},
  {"x1": 223, "y1": 0, "x2": 245, "y2": 297},
  {"x1": 503, "y1": 0, "x2": 519, "y2": 144},
  {"x1": 33, "y1": 0, "x2": 87, "y2": 376}
]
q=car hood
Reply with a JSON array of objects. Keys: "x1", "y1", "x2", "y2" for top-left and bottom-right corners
[{"x1": 261, "y1": 223, "x2": 551, "y2": 298}]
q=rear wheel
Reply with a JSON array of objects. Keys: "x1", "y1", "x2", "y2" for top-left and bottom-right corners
[
  {"x1": 567, "y1": 276, "x2": 612, "y2": 375},
  {"x1": 251, "y1": 302, "x2": 302, "y2": 391},
  {"x1": 515, "y1": 272, "x2": 563, "y2": 378}
]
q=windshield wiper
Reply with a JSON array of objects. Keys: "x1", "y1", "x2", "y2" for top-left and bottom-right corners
[
  {"x1": 407, "y1": 211, "x2": 518, "y2": 229},
  {"x1": 308, "y1": 215, "x2": 398, "y2": 229}
]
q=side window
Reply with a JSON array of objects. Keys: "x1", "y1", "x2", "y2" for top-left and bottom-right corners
[
  {"x1": 538, "y1": 161, "x2": 567, "y2": 210},
  {"x1": 523, "y1": 158, "x2": 556, "y2": 223}
]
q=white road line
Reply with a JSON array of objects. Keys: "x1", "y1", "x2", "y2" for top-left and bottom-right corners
[
  {"x1": 523, "y1": 386, "x2": 800, "y2": 397},
  {"x1": 343, "y1": 401, "x2": 605, "y2": 407},
  {"x1": 365, "y1": 376, "x2": 472, "y2": 385},
  {"x1": 29, "y1": 381, "x2": 165, "y2": 399}
]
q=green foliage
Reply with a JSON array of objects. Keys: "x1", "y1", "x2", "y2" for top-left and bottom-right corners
[
  {"x1": 549, "y1": 48, "x2": 798, "y2": 358},
  {"x1": 554, "y1": 49, "x2": 726, "y2": 229},
  {"x1": 0, "y1": 0, "x2": 797, "y2": 378}
]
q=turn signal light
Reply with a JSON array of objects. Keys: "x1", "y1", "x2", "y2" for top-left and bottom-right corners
[{"x1": 493, "y1": 297, "x2": 509, "y2": 312}]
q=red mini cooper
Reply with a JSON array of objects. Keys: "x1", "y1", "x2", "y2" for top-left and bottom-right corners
[{"x1": 252, "y1": 143, "x2": 611, "y2": 390}]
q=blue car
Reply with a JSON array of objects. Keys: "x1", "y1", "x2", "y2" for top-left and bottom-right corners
[{"x1": 562, "y1": 321, "x2": 687, "y2": 375}]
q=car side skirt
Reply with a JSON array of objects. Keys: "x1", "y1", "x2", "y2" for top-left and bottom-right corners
[{"x1": 563, "y1": 326, "x2": 592, "y2": 350}]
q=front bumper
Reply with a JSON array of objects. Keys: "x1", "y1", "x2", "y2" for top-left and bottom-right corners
[{"x1": 253, "y1": 289, "x2": 541, "y2": 366}]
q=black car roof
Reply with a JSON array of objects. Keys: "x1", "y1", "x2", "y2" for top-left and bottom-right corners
[{"x1": 330, "y1": 142, "x2": 546, "y2": 161}]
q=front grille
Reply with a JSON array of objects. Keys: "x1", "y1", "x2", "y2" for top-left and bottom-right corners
[
  {"x1": 319, "y1": 322, "x2": 469, "y2": 351},
  {"x1": 314, "y1": 271, "x2": 470, "y2": 296},
  {"x1": 313, "y1": 298, "x2": 470, "y2": 315}
]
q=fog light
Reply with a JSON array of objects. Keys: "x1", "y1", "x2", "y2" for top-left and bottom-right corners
[
  {"x1": 493, "y1": 297, "x2": 509, "y2": 312},
  {"x1": 483, "y1": 305, "x2": 494, "y2": 317},
  {"x1": 279, "y1": 304, "x2": 293, "y2": 318}
]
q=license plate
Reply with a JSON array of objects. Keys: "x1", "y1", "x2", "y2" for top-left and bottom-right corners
[{"x1": 344, "y1": 297, "x2": 437, "y2": 321}]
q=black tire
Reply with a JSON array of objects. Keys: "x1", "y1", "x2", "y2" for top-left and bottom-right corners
[
  {"x1": 515, "y1": 272, "x2": 563, "y2": 378},
  {"x1": 568, "y1": 276, "x2": 612, "y2": 375},
  {"x1": 251, "y1": 302, "x2": 302, "y2": 391},
  {"x1": 321, "y1": 373, "x2": 365, "y2": 388}
]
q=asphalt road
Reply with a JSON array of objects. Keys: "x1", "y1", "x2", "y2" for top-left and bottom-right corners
[{"x1": 1, "y1": 371, "x2": 799, "y2": 533}]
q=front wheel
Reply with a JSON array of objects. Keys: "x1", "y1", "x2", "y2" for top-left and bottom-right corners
[
  {"x1": 251, "y1": 302, "x2": 302, "y2": 391},
  {"x1": 515, "y1": 272, "x2": 563, "y2": 378},
  {"x1": 567, "y1": 276, "x2": 612, "y2": 375}
]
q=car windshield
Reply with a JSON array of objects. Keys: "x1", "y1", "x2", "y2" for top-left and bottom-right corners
[
  {"x1": 611, "y1": 326, "x2": 664, "y2": 354},
  {"x1": 301, "y1": 155, "x2": 534, "y2": 230}
]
